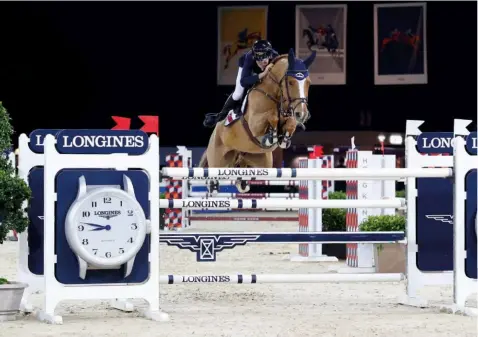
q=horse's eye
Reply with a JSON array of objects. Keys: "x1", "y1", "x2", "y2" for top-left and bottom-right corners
[{"x1": 288, "y1": 81, "x2": 294, "y2": 86}]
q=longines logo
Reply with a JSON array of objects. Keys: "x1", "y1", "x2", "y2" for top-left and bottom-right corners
[
  {"x1": 94, "y1": 210, "x2": 121, "y2": 220},
  {"x1": 181, "y1": 200, "x2": 231, "y2": 208},
  {"x1": 60, "y1": 135, "x2": 144, "y2": 148},
  {"x1": 425, "y1": 214, "x2": 453, "y2": 224},
  {"x1": 217, "y1": 168, "x2": 268, "y2": 176},
  {"x1": 159, "y1": 233, "x2": 261, "y2": 261},
  {"x1": 181, "y1": 275, "x2": 231, "y2": 283},
  {"x1": 420, "y1": 137, "x2": 455, "y2": 149}
]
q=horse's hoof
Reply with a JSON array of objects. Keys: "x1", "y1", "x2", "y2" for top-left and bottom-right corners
[
  {"x1": 279, "y1": 139, "x2": 291, "y2": 149},
  {"x1": 236, "y1": 180, "x2": 250, "y2": 193},
  {"x1": 261, "y1": 136, "x2": 273, "y2": 147}
]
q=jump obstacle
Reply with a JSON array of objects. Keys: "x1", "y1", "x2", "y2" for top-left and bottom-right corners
[
  {"x1": 161, "y1": 146, "x2": 338, "y2": 261},
  {"x1": 162, "y1": 144, "x2": 396, "y2": 264},
  {"x1": 9, "y1": 119, "x2": 478, "y2": 324}
]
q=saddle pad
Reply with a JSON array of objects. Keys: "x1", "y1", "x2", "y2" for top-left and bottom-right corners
[{"x1": 224, "y1": 90, "x2": 251, "y2": 127}]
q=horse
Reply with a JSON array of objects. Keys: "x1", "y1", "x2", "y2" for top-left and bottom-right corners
[
  {"x1": 302, "y1": 28, "x2": 318, "y2": 50},
  {"x1": 381, "y1": 29, "x2": 420, "y2": 52},
  {"x1": 303, "y1": 25, "x2": 339, "y2": 53},
  {"x1": 200, "y1": 48, "x2": 315, "y2": 193},
  {"x1": 223, "y1": 31, "x2": 262, "y2": 70}
]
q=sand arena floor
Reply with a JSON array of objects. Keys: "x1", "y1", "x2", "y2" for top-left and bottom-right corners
[{"x1": 0, "y1": 216, "x2": 476, "y2": 337}]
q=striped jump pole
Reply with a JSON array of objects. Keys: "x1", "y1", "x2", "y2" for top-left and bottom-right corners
[
  {"x1": 159, "y1": 273, "x2": 405, "y2": 284},
  {"x1": 159, "y1": 198, "x2": 406, "y2": 210},
  {"x1": 188, "y1": 180, "x2": 299, "y2": 186},
  {"x1": 188, "y1": 192, "x2": 299, "y2": 198},
  {"x1": 162, "y1": 167, "x2": 453, "y2": 180}
]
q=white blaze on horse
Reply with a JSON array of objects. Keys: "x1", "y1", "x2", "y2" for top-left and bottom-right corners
[{"x1": 200, "y1": 48, "x2": 316, "y2": 192}]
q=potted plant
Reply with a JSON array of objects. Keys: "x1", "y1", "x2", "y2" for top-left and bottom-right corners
[
  {"x1": 360, "y1": 214, "x2": 406, "y2": 273},
  {"x1": 322, "y1": 191, "x2": 347, "y2": 259},
  {"x1": 0, "y1": 102, "x2": 32, "y2": 321}
]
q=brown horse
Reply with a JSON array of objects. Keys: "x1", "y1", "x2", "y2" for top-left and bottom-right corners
[{"x1": 200, "y1": 48, "x2": 315, "y2": 192}]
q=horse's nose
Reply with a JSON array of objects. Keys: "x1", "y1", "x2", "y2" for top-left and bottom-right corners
[{"x1": 295, "y1": 110, "x2": 308, "y2": 122}]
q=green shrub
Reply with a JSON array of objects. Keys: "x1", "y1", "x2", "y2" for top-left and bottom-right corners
[
  {"x1": 360, "y1": 215, "x2": 406, "y2": 232},
  {"x1": 0, "y1": 103, "x2": 31, "y2": 246},
  {"x1": 322, "y1": 191, "x2": 346, "y2": 231},
  {"x1": 396, "y1": 190, "x2": 405, "y2": 198},
  {"x1": 328, "y1": 191, "x2": 346, "y2": 200}
]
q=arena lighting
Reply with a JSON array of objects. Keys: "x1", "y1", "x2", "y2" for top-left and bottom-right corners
[
  {"x1": 389, "y1": 134, "x2": 403, "y2": 145},
  {"x1": 377, "y1": 134, "x2": 386, "y2": 142}
]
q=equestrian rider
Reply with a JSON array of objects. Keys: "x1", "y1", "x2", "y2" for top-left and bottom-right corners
[{"x1": 203, "y1": 39, "x2": 279, "y2": 128}]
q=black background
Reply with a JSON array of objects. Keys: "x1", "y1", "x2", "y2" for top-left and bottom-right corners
[{"x1": 0, "y1": 1, "x2": 475, "y2": 146}]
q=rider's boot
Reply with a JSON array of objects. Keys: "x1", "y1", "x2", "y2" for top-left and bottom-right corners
[{"x1": 203, "y1": 94, "x2": 239, "y2": 128}]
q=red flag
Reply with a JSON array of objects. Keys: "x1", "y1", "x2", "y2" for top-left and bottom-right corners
[
  {"x1": 380, "y1": 141, "x2": 385, "y2": 155},
  {"x1": 313, "y1": 145, "x2": 324, "y2": 157},
  {"x1": 308, "y1": 145, "x2": 323, "y2": 159},
  {"x1": 111, "y1": 116, "x2": 131, "y2": 130},
  {"x1": 139, "y1": 115, "x2": 159, "y2": 136}
]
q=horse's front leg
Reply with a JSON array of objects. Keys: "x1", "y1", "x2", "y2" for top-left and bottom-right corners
[
  {"x1": 279, "y1": 118, "x2": 296, "y2": 149},
  {"x1": 261, "y1": 111, "x2": 279, "y2": 147}
]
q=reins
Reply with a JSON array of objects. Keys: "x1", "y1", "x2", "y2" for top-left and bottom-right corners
[{"x1": 251, "y1": 56, "x2": 308, "y2": 120}]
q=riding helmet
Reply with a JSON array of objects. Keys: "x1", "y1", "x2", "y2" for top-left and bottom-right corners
[{"x1": 252, "y1": 39, "x2": 273, "y2": 61}]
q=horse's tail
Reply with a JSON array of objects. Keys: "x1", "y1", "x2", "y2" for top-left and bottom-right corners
[{"x1": 199, "y1": 151, "x2": 208, "y2": 168}]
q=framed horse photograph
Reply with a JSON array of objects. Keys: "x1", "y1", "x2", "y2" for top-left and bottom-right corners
[
  {"x1": 295, "y1": 4, "x2": 347, "y2": 85},
  {"x1": 217, "y1": 6, "x2": 268, "y2": 85},
  {"x1": 374, "y1": 2, "x2": 428, "y2": 85}
]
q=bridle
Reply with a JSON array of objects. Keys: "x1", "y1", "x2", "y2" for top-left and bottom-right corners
[{"x1": 252, "y1": 58, "x2": 309, "y2": 127}]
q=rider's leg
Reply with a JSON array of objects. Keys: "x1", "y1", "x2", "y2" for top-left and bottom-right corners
[
  {"x1": 203, "y1": 67, "x2": 244, "y2": 128},
  {"x1": 219, "y1": 67, "x2": 243, "y2": 117}
]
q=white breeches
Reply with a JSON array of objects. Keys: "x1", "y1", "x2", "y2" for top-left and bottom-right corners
[{"x1": 232, "y1": 67, "x2": 244, "y2": 101}]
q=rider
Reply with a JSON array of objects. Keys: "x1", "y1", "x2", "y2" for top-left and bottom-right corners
[{"x1": 204, "y1": 39, "x2": 279, "y2": 128}]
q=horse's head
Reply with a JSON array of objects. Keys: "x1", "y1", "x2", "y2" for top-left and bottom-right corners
[{"x1": 279, "y1": 48, "x2": 315, "y2": 128}]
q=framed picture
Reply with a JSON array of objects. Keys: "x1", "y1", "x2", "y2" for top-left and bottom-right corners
[
  {"x1": 374, "y1": 2, "x2": 427, "y2": 85},
  {"x1": 295, "y1": 4, "x2": 347, "y2": 85},
  {"x1": 217, "y1": 6, "x2": 268, "y2": 85}
]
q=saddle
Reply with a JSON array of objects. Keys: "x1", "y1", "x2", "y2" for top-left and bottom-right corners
[{"x1": 223, "y1": 91, "x2": 250, "y2": 127}]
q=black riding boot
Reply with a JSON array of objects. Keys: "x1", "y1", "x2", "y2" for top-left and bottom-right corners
[{"x1": 203, "y1": 94, "x2": 239, "y2": 128}]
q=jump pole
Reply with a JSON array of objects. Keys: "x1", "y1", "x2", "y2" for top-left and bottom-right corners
[
  {"x1": 161, "y1": 167, "x2": 452, "y2": 180},
  {"x1": 159, "y1": 273, "x2": 404, "y2": 284},
  {"x1": 159, "y1": 198, "x2": 406, "y2": 209}
]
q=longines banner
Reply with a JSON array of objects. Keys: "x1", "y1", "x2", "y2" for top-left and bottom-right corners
[
  {"x1": 374, "y1": 2, "x2": 428, "y2": 85},
  {"x1": 295, "y1": 4, "x2": 347, "y2": 85},
  {"x1": 217, "y1": 6, "x2": 268, "y2": 85}
]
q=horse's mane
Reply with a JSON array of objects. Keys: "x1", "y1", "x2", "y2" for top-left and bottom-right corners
[{"x1": 271, "y1": 54, "x2": 288, "y2": 65}]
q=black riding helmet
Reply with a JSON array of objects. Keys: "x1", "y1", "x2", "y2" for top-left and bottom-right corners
[{"x1": 252, "y1": 39, "x2": 273, "y2": 61}]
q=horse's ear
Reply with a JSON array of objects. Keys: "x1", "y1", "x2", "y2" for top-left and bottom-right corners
[
  {"x1": 303, "y1": 51, "x2": 317, "y2": 68},
  {"x1": 288, "y1": 48, "x2": 295, "y2": 67}
]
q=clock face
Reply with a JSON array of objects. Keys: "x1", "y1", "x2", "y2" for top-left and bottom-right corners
[{"x1": 67, "y1": 189, "x2": 146, "y2": 265}]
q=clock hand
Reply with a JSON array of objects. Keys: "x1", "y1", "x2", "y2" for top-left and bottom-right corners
[
  {"x1": 82, "y1": 223, "x2": 104, "y2": 228},
  {"x1": 81, "y1": 223, "x2": 111, "y2": 231}
]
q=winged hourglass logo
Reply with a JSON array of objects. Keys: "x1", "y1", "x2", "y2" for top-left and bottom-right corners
[
  {"x1": 159, "y1": 234, "x2": 261, "y2": 261},
  {"x1": 425, "y1": 215, "x2": 453, "y2": 224}
]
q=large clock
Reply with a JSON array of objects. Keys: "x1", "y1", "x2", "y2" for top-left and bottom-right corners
[{"x1": 65, "y1": 174, "x2": 150, "y2": 279}]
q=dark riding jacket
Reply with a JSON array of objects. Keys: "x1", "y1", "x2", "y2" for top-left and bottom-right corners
[{"x1": 238, "y1": 49, "x2": 279, "y2": 88}]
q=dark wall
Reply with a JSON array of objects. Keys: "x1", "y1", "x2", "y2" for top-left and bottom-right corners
[{"x1": 0, "y1": 1, "x2": 475, "y2": 147}]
